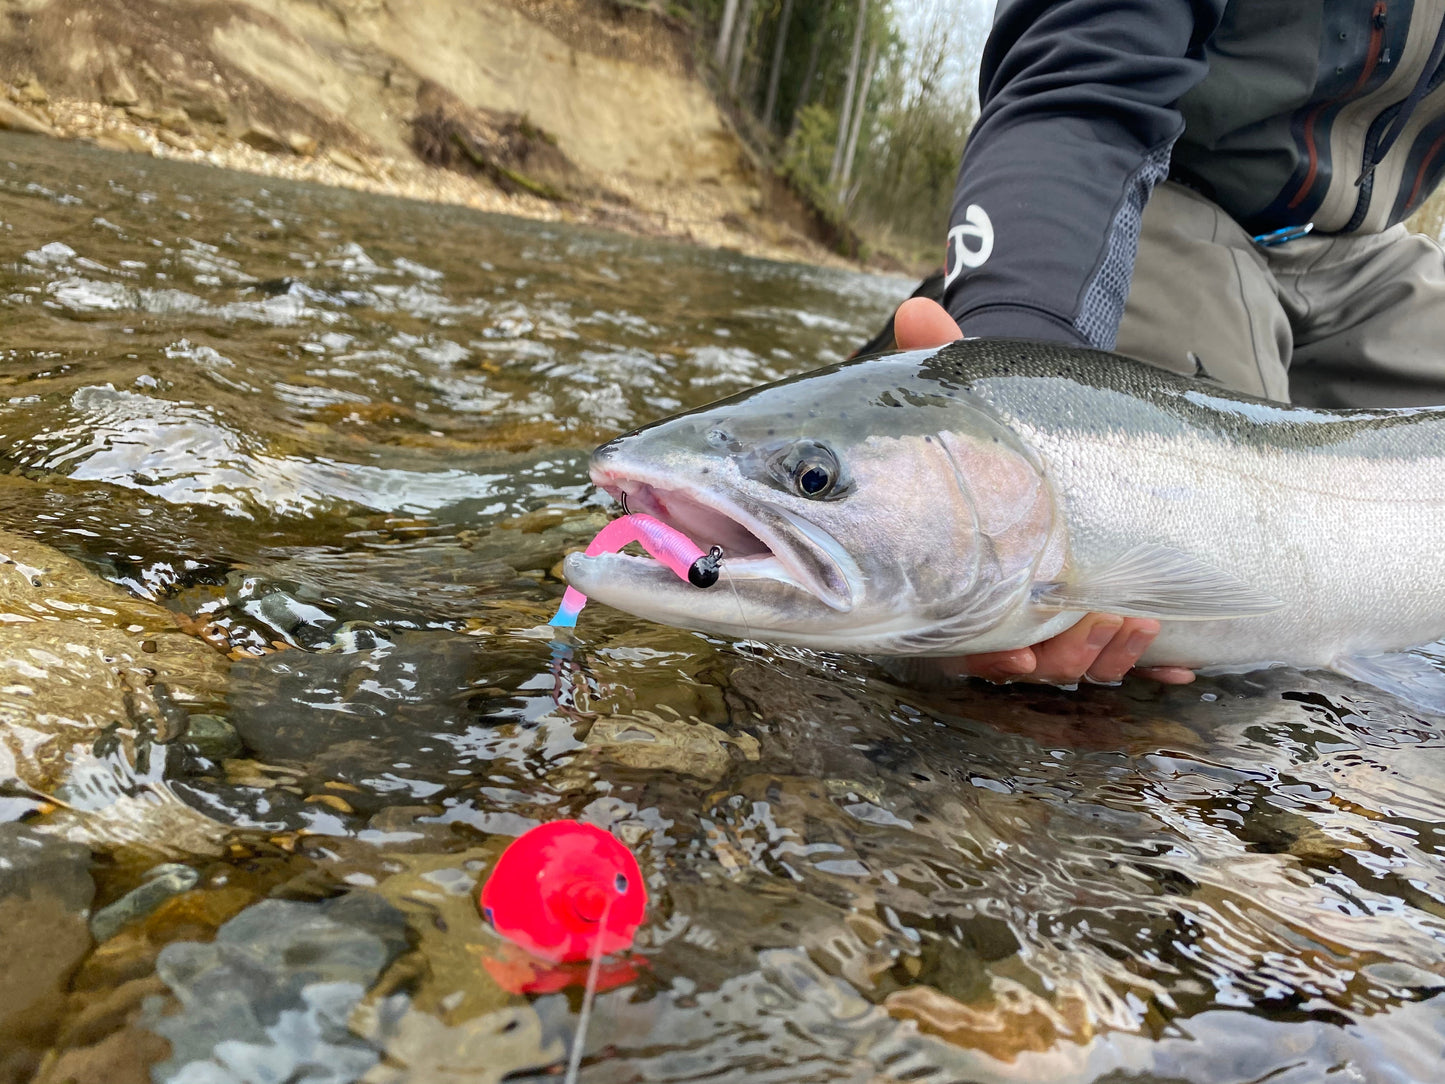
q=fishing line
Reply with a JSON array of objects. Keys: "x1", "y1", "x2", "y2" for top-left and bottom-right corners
[
  {"x1": 564, "y1": 896, "x2": 611, "y2": 1084},
  {"x1": 720, "y1": 561, "x2": 754, "y2": 645}
]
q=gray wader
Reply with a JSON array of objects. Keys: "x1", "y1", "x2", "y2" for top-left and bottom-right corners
[{"x1": 1116, "y1": 181, "x2": 1445, "y2": 408}]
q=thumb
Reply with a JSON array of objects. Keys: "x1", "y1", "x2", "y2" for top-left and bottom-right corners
[{"x1": 893, "y1": 297, "x2": 963, "y2": 350}]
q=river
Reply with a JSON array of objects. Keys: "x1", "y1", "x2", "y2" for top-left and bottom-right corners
[{"x1": 2, "y1": 132, "x2": 1444, "y2": 1084}]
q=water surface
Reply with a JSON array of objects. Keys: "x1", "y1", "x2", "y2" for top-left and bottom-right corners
[{"x1": 1, "y1": 133, "x2": 1443, "y2": 1084}]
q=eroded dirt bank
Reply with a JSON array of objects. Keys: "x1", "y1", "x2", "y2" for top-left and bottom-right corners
[{"x1": 0, "y1": 0, "x2": 849, "y2": 266}]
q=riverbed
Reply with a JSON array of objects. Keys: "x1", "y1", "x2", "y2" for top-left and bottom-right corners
[{"x1": 2, "y1": 132, "x2": 1444, "y2": 1084}]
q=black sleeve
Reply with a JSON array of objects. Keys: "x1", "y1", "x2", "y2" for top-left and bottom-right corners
[{"x1": 943, "y1": 0, "x2": 1226, "y2": 349}]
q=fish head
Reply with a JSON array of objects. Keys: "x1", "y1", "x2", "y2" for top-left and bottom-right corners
[{"x1": 564, "y1": 349, "x2": 1062, "y2": 654}]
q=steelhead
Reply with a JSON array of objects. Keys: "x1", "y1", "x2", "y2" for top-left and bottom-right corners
[{"x1": 563, "y1": 339, "x2": 1445, "y2": 699}]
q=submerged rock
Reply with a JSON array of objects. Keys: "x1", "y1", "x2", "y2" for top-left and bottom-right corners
[
  {"x1": 571, "y1": 712, "x2": 759, "y2": 782},
  {"x1": 182, "y1": 714, "x2": 243, "y2": 761},
  {"x1": 144, "y1": 893, "x2": 409, "y2": 1083},
  {"x1": 0, "y1": 529, "x2": 228, "y2": 797},
  {"x1": 885, "y1": 981, "x2": 1096, "y2": 1064},
  {"x1": 0, "y1": 824, "x2": 95, "y2": 1084},
  {"x1": 226, "y1": 629, "x2": 496, "y2": 775},
  {"x1": 90, "y1": 863, "x2": 201, "y2": 943},
  {"x1": 354, "y1": 1004, "x2": 560, "y2": 1084}
]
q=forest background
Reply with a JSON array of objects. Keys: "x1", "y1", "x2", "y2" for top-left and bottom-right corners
[{"x1": 703, "y1": 0, "x2": 990, "y2": 266}]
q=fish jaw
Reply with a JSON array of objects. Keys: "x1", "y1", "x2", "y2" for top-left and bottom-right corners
[
  {"x1": 563, "y1": 456, "x2": 862, "y2": 638},
  {"x1": 561, "y1": 548, "x2": 843, "y2": 644}
]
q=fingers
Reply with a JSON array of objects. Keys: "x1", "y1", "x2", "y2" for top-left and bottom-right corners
[
  {"x1": 1029, "y1": 614, "x2": 1128, "y2": 683},
  {"x1": 954, "y1": 615, "x2": 1199, "y2": 687},
  {"x1": 1134, "y1": 666, "x2": 1196, "y2": 685},
  {"x1": 955, "y1": 647, "x2": 1036, "y2": 684},
  {"x1": 1079, "y1": 618, "x2": 1158, "y2": 683},
  {"x1": 893, "y1": 297, "x2": 963, "y2": 350}
]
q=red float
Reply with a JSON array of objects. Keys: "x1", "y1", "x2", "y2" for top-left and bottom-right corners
[{"x1": 479, "y1": 820, "x2": 647, "y2": 964}]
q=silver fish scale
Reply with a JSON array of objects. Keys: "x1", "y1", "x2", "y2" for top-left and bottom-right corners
[{"x1": 939, "y1": 340, "x2": 1445, "y2": 669}]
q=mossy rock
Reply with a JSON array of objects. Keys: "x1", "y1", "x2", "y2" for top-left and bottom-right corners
[{"x1": 0, "y1": 530, "x2": 229, "y2": 794}]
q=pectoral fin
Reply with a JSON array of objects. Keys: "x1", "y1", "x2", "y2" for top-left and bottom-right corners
[
  {"x1": 1332, "y1": 651, "x2": 1445, "y2": 715},
  {"x1": 1031, "y1": 544, "x2": 1283, "y2": 620}
]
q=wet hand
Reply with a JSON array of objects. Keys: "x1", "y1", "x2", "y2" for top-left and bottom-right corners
[
  {"x1": 952, "y1": 616, "x2": 1195, "y2": 687},
  {"x1": 890, "y1": 297, "x2": 1196, "y2": 688}
]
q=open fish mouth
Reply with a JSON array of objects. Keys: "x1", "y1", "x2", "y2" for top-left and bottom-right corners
[{"x1": 569, "y1": 465, "x2": 856, "y2": 613}]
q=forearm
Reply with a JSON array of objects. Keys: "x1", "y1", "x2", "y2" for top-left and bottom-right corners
[{"x1": 946, "y1": 0, "x2": 1226, "y2": 349}]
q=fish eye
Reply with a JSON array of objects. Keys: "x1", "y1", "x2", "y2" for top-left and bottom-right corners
[
  {"x1": 783, "y1": 441, "x2": 842, "y2": 500},
  {"x1": 614, "y1": 873, "x2": 628, "y2": 893},
  {"x1": 758, "y1": 439, "x2": 848, "y2": 499},
  {"x1": 796, "y1": 460, "x2": 834, "y2": 497}
]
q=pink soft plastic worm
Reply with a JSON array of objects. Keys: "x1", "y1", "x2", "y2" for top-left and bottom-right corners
[{"x1": 550, "y1": 513, "x2": 722, "y2": 628}]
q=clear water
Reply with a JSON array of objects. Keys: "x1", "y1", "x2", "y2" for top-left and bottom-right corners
[{"x1": 2, "y1": 133, "x2": 1444, "y2": 1083}]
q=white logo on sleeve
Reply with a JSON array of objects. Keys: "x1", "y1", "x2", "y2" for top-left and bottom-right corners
[{"x1": 944, "y1": 204, "x2": 994, "y2": 287}]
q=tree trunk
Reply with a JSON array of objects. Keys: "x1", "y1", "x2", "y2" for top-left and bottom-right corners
[
  {"x1": 762, "y1": 0, "x2": 795, "y2": 128},
  {"x1": 787, "y1": 23, "x2": 826, "y2": 138},
  {"x1": 840, "y1": 38, "x2": 877, "y2": 188},
  {"x1": 726, "y1": 0, "x2": 758, "y2": 94},
  {"x1": 714, "y1": 0, "x2": 740, "y2": 69},
  {"x1": 828, "y1": 0, "x2": 868, "y2": 187}
]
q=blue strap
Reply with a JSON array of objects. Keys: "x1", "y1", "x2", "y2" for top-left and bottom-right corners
[{"x1": 1252, "y1": 223, "x2": 1314, "y2": 247}]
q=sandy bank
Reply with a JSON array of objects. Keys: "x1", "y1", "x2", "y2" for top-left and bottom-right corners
[{"x1": 0, "y1": 0, "x2": 859, "y2": 269}]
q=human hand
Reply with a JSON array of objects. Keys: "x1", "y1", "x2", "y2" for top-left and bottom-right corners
[{"x1": 891, "y1": 297, "x2": 1195, "y2": 687}]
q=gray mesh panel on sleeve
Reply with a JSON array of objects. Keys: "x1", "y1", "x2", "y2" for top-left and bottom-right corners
[{"x1": 1075, "y1": 143, "x2": 1174, "y2": 350}]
